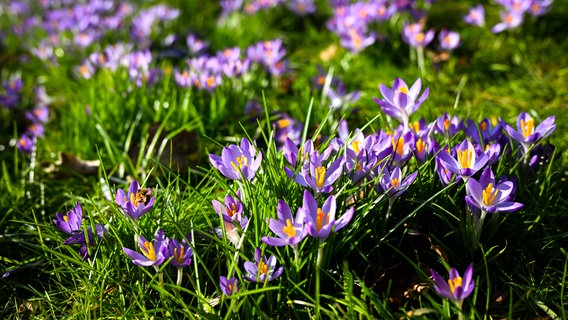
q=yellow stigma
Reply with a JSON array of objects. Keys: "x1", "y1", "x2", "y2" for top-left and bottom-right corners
[
  {"x1": 18, "y1": 138, "x2": 28, "y2": 147},
  {"x1": 397, "y1": 86, "x2": 408, "y2": 95},
  {"x1": 277, "y1": 118, "x2": 290, "y2": 128},
  {"x1": 206, "y1": 76, "x2": 215, "y2": 88},
  {"x1": 130, "y1": 192, "x2": 136, "y2": 205},
  {"x1": 520, "y1": 117, "x2": 534, "y2": 138},
  {"x1": 315, "y1": 166, "x2": 326, "y2": 189},
  {"x1": 457, "y1": 148, "x2": 473, "y2": 169},
  {"x1": 141, "y1": 241, "x2": 156, "y2": 261},
  {"x1": 416, "y1": 138, "x2": 425, "y2": 155},
  {"x1": 351, "y1": 140, "x2": 360, "y2": 154},
  {"x1": 283, "y1": 219, "x2": 296, "y2": 238},
  {"x1": 415, "y1": 32, "x2": 425, "y2": 43},
  {"x1": 298, "y1": 147, "x2": 309, "y2": 163},
  {"x1": 316, "y1": 208, "x2": 330, "y2": 231},
  {"x1": 226, "y1": 203, "x2": 237, "y2": 217},
  {"x1": 227, "y1": 283, "x2": 233, "y2": 292},
  {"x1": 444, "y1": 119, "x2": 450, "y2": 131},
  {"x1": 350, "y1": 30, "x2": 362, "y2": 49},
  {"x1": 174, "y1": 246, "x2": 185, "y2": 265},
  {"x1": 258, "y1": 261, "x2": 268, "y2": 275},
  {"x1": 410, "y1": 121, "x2": 420, "y2": 132},
  {"x1": 392, "y1": 137, "x2": 405, "y2": 156},
  {"x1": 63, "y1": 214, "x2": 69, "y2": 223},
  {"x1": 482, "y1": 183, "x2": 498, "y2": 206},
  {"x1": 448, "y1": 276, "x2": 463, "y2": 294},
  {"x1": 391, "y1": 177, "x2": 400, "y2": 189},
  {"x1": 230, "y1": 154, "x2": 248, "y2": 171}
]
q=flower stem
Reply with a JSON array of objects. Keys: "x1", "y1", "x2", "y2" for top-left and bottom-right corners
[
  {"x1": 293, "y1": 244, "x2": 300, "y2": 273},
  {"x1": 176, "y1": 267, "x2": 183, "y2": 287},
  {"x1": 417, "y1": 46, "x2": 425, "y2": 76},
  {"x1": 315, "y1": 244, "x2": 324, "y2": 319},
  {"x1": 456, "y1": 300, "x2": 464, "y2": 320},
  {"x1": 475, "y1": 210, "x2": 488, "y2": 247}
]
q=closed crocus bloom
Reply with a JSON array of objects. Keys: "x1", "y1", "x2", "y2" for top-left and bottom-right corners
[
  {"x1": 504, "y1": 112, "x2": 556, "y2": 154},
  {"x1": 209, "y1": 137, "x2": 262, "y2": 180},
  {"x1": 431, "y1": 264, "x2": 475, "y2": 305},
  {"x1": 220, "y1": 276, "x2": 238, "y2": 296},
  {"x1": 54, "y1": 202, "x2": 107, "y2": 260},
  {"x1": 54, "y1": 202, "x2": 83, "y2": 235},
  {"x1": 463, "y1": 4, "x2": 485, "y2": 27},
  {"x1": 115, "y1": 180, "x2": 155, "y2": 220}
]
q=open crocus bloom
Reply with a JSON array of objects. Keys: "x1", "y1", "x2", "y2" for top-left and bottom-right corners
[{"x1": 431, "y1": 264, "x2": 475, "y2": 303}]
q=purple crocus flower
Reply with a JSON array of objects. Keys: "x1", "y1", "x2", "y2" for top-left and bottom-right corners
[
  {"x1": 401, "y1": 22, "x2": 434, "y2": 48},
  {"x1": 212, "y1": 191, "x2": 248, "y2": 247},
  {"x1": 390, "y1": 129, "x2": 415, "y2": 167},
  {"x1": 527, "y1": 0, "x2": 553, "y2": 16},
  {"x1": 327, "y1": 81, "x2": 361, "y2": 110},
  {"x1": 26, "y1": 123, "x2": 44, "y2": 138},
  {"x1": 274, "y1": 114, "x2": 304, "y2": 150},
  {"x1": 25, "y1": 105, "x2": 49, "y2": 124},
  {"x1": 262, "y1": 199, "x2": 308, "y2": 247},
  {"x1": 431, "y1": 264, "x2": 475, "y2": 305},
  {"x1": 297, "y1": 190, "x2": 354, "y2": 242},
  {"x1": 438, "y1": 29, "x2": 461, "y2": 51},
  {"x1": 435, "y1": 152, "x2": 456, "y2": 186},
  {"x1": 220, "y1": 0, "x2": 244, "y2": 14},
  {"x1": 115, "y1": 180, "x2": 155, "y2": 220},
  {"x1": 464, "y1": 118, "x2": 504, "y2": 147},
  {"x1": 345, "y1": 148, "x2": 378, "y2": 183},
  {"x1": 123, "y1": 229, "x2": 169, "y2": 267},
  {"x1": 283, "y1": 138, "x2": 316, "y2": 178},
  {"x1": 209, "y1": 137, "x2": 262, "y2": 180},
  {"x1": 432, "y1": 113, "x2": 462, "y2": 137},
  {"x1": 465, "y1": 167, "x2": 523, "y2": 214},
  {"x1": 243, "y1": 248, "x2": 284, "y2": 283},
  {"x1": 339, "y1": 28, "x2": 376, "y2": 54},
  {"x1": 17, "y1": 135, "x2": 35, "y2": 154},
  {"x1": 54, "y1": 202, "x2": 83, "y2": 235},
  {"x1": 437, "y1": 140, "x2": 488, "y2": 180},
  {"x1": 167, "y1": 237, "x2": 193, "y2": 268},
  {"x1": 463, "y1": 4, "x2": 485, "y2": 27},
  {"x1": 503, "y1": 112, "x2": 556, "y2": 154},
  {"x1": 373, "y1": 78, "x2": 430, "y2": 129},
  {"x1": 378, "y1": 166, "x2": 418, "y2": 202},
  {"x1": 294, "y1": 151, "x2": 344, "y2": 194},
  {"x1": 287, "y1": 0, "x2": 316, "y2": 15},
  {"x1": 220, "y1": 276, "x2": 238, "y2": 296},
  {"x1": 492, "y1": 10, "x2": 524, "y2": 33},
  {"x1": 53, "y1": 202, "x2": 107, "y2": 260}
]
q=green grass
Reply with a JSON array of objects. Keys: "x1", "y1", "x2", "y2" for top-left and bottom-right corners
[{"x1": 1, "y1": 0, "x2": 568, "y2": 319}]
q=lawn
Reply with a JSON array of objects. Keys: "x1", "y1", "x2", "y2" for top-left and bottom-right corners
[{"x1": 1, "y1": 0, "x2": 567, "y2": 319}]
